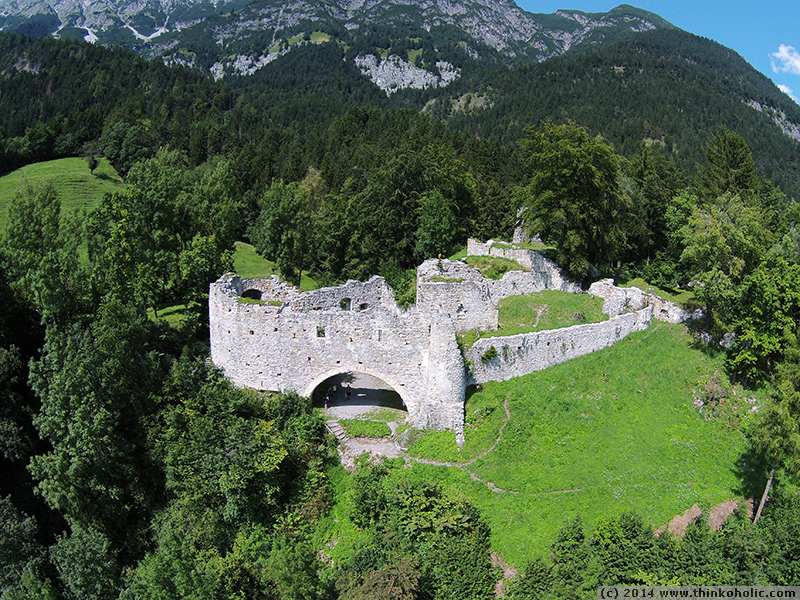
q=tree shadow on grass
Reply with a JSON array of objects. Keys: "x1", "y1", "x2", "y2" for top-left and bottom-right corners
[
  {"x1": 93, "y1": 172, "x2": 118, "y2": 183},
  {"x1": 731, "y1": 440, "x2": 771, "y2": 502}
]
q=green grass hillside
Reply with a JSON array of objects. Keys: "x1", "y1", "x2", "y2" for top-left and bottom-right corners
[
  {"x1": 395, "y1": 324, "x2": 750, "y2": 566},
  {"x1": 233, "y1": 241, "x2": 319, "y2": 291},
  {"x1": 0, "y1": 157, "x2": 125, "y2": 230}
]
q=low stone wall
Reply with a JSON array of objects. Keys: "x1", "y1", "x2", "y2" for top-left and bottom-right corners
[
  {"x1": 467, "y1": 238, "x2": 580, "y2": 293},
  {"x1": 588, "y1": 279, "x2": 696, "y2": 323},
  {"x1": 466, "y1": 306, "x2": 653, "y2": 384}
]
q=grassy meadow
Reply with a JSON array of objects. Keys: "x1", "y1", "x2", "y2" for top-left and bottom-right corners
[
  {"x1": 493, "y1": 290, "x2": 607, "y2": 335},
  {"x1": 390, "y1": 323, "x2": 750, "y2": 566},
  {"x1": 0, "y1": 157, "x2": 125, "y2": 230},
  {"x1": 0, "y1": 159, "x2": 318, "y2": 291}
]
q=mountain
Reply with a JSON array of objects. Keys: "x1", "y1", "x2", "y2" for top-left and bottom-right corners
[
  {"x1": 0, "y1": 0, "x2": 674, "y2": 88},
  {"x1": 429, "y1": 28, "x2": 800, "y2": 197},
  {"x1": 2, "y1": 0, "x2": 800, "y2": 199}
]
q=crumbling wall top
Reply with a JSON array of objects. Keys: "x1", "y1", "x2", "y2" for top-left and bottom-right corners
[{"x1": 211, "y1": 273, "x2": 402, "y2": 317}]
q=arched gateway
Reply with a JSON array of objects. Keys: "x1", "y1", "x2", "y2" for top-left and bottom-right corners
[{"x1": 209, "y1": 274, "x2": 466, "y2": 436}]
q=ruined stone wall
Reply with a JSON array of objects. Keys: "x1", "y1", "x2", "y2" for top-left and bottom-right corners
[
  {"x1": 210, "y1": 243, "x2": 686, "y2": 442},
  {"x1": 416, "y1": 260, "x2": 498, "y2": 332},
  {"x1": 416, "y1": 243, "x2": 582, "y2": 332},
  {"x1": 466, "y1": 306, "x2": 653, "y2": 384},
  {"x1": 587, "y1": 279, "x2": 699, "y2": 323},
  {"x1": 209, "y1": 273, "x2": 465, "y2": 434},
  {"x1": 467, "y1": 238, "x2": 580, "y2": 294}
]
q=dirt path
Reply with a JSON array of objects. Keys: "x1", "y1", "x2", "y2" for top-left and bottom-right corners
[
  {"x1": 409, "y1": 392, "x2": 512, "y2": 467},
  {"x1": 405, "y1": 392, "x2": 518, "y2": 493},
  {"x1": 330, "y1": 390, "x2": 518, "y2": 493},
  {"x1": 655, "y1": 499, "x2": 754, "y2": 537}
]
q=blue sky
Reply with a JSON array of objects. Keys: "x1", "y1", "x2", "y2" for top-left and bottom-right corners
[{"x1": 515, "y1": 1, "x2": 800, "y2": 103}]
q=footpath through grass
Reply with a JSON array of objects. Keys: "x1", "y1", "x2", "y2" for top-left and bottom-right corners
[
  {"x1": 404, "y1": 324, "x2": 749, "y2": 566},
  {"x1": 0, "y1": 157, "x2": 124, "y2": 230}
]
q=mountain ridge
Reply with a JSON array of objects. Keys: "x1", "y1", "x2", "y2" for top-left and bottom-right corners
[{"x1": 0, "y1": 0, "x2": 676, "y2": 83}]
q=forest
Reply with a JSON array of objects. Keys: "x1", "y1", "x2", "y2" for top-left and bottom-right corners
[{"x1": 1, "y1": 29, "x2": 800, "y2": 599}]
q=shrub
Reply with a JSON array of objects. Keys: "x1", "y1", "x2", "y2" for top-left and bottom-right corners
[{"x1": 481, "y1": 346, "x2": 498, "y2": 363}]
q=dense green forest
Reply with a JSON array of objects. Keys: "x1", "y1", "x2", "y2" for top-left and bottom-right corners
[
  {"x1": 436, "y1": 29, "x2": 800, "y2": 201},
  {"x1": 2, "y1": 30, "x2": 800, "y2": 598}
]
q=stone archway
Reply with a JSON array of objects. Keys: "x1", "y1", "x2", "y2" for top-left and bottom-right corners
[{"x1": 302, "y1": 367, "x2": 416, "y2": 418}]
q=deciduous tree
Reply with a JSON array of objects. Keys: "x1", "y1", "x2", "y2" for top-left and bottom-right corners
[
  {"x1": 516, "y1": 121, "x2": 629, "y2": 280},
  {"x1": 249, "y1": 180, "x2": 311, "y2": 287}
]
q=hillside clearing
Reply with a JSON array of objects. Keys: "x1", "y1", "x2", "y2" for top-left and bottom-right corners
[{"x1": 0, "y1": 157, "x2": 124, "y2": 230}]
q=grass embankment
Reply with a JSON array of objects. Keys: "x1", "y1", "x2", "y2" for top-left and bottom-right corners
[
  {"x1": 340, "y1": 420, "x2": 393, "y2": 438},
  {"x1": 233, "y1": 241, "x2": 319, "y2": 291},
  {"x1": 0, "y1": 157, "x2": 125, "y2": 230},
  {"x1": 397, "y1": 324, "x2": 748, "y2": 565}
]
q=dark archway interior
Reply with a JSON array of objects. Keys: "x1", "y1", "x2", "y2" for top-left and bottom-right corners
[{"x1": 312, "y1": 372, "x2": 406, "y2": 413}]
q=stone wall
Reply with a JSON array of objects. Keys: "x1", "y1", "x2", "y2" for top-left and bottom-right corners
[
  {"x1": 466, "y1": 306, "x2": 653, "y2": 384},
  {"x1": 416, "y1": 259, "x2": 498, "y2": 332},
  {"x1": 209, "y1": 273, "x2": 466, "y2": 437},
  {"x1": 416, "y1": 242, "x2": 581, "y2": 333},
  {"x1": 466, "y1": 238, "x2": 581, "y2": 293},
  {"x1": 587, "y1": 279, "x2": 698, "y2": 323}
]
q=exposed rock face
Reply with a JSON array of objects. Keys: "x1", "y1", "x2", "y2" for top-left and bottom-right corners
[
  {"x1": 747, "y1": 99, "x2": 800, "y2": 142},
  {"x1": 354, "y1": 54, "x2": 460, "y2": 94}
]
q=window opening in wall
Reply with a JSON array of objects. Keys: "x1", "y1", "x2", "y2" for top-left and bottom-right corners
[
  {"x1": 359, "y1": 303, "x2": 369, "y2": 311},
  {"x1": 340, "y1": 298, "x2": 352, "y2": 311},
  {"x1": 317, "y1": 326, "x2": 325, "y2": 338},
  {"x1": 249, "y1": 330, "x2": 254, "y2": 335},
  {"x1": 242, "y1": 289, "x2": 262, "y2": 300}
]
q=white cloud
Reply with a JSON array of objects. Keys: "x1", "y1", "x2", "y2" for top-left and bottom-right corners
[
  {"x1": 778, "y1": 84, "x2": 799, "y2": 104},
  {"x1": 771, "y1": 45, "x2": 800, "y2": 75}
]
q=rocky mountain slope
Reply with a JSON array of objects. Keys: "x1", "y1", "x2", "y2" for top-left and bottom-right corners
[{"x1": 0, "y1": 0, "x2": 674, "y2": 89}]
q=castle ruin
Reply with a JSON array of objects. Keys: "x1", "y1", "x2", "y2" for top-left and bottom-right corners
[{"x1": 210, "y1": 240, "x2": 691, "y2": 444}]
